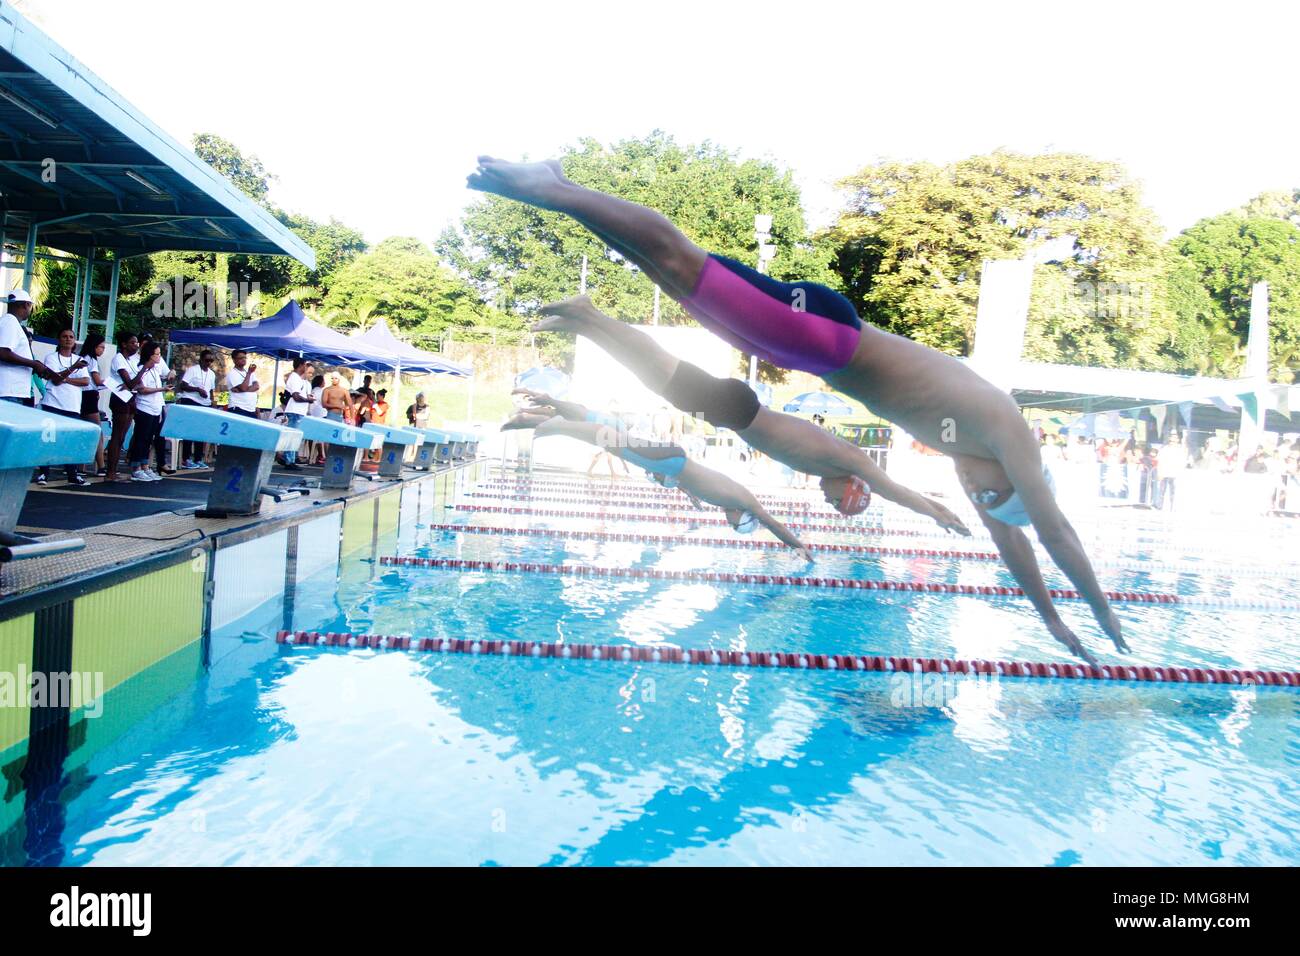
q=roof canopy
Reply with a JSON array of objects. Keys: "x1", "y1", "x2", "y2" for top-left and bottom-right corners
[
  {"x1": 168, "y1": 301, "x2": 390, "y2": 366},
  {"x1": 0, "y1": 5, "x2": 313, "y2": 264},
  {"x1": 350, "y1": 319, "x2": 471, "y2": 376}
]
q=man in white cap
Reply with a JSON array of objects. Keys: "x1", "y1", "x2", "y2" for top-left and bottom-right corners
[{"x1": 0, "y1": 289, "x2": 55, "y2": 406}]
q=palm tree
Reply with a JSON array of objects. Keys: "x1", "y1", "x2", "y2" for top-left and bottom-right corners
[{"x1": 324, "y1": 295, "x2": 383, "y2": 332}]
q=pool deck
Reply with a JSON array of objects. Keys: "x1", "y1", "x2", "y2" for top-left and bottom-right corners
[{"x1": 0, "y1": 460, "x2": 471, "y2": 610}]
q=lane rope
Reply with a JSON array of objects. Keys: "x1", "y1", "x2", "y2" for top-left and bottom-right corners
[
  {"x1": 274, "y1": 630, "x2": 1299, "y2": 688},
  {"x1": 425, "y1": 522, "x2": 1295, "y2": 580},
  {"x1": 462, "y1": 496, "x2": 1297, "y2": 563},
  {"x1": 452, "y1": 503, "x2": 931, "y2": 537},
  {"x1": 379, "y1": 555, "x2": 1300, "y2": 611},
  {"x1": 479, "y1": 477, "x2": 1299, "y2": 549}
]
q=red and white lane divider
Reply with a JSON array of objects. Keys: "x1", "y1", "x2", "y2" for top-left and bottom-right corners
[
  {"x1": 429, "y1": 522, "x2": 1296, "y2": 580},
  {"x1": 431, "y1": 522, "x2": 1002, "y2": 561},
  {"x1": 274, "y1": 630, "x2": 1299, "y2": 688},
  {"x1": 469, "y1": 489, "x2": 848, "y2": 518},
  {"x1": 477, "y1": 481, "x2": 843, "y2": 512},
  {"x1": 452, "y1": 503, "x2": 931, "y2": 537},
  {"x1": 477, "y1": 484, "x2": 1295, "y2": 553},
  {"x1": 378, "y1": 555, "x2": 1300, "y2": 611}
]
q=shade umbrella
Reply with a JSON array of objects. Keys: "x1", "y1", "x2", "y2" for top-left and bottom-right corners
[
  {"x1": 514, "y1": 366, "x2": 570, "y2": 398},
  {"x1": 783, "y1": 391, "x2": 854, "y2": 416}
]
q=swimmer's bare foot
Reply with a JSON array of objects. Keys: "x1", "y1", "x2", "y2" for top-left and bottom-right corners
[
  {"x1": 467, "y1": 156, "x2": 570, "y2": 209},
  {"x1": 1047, "y1": 619, "x2": 1099, "y2": 668}
]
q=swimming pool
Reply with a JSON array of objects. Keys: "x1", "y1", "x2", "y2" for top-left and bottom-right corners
[{"x1": 3, "y1": 469, "x2": 1297, "y2": 866}]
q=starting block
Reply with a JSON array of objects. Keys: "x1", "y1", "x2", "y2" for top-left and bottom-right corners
[
  {"x1": 161, "y1": 404, "x2": 305, "y2": 517},
  {"x1": 361, "y1": 423, "x2": 424, "y2": 477},
  {"x1": 0, "y1": 402, "x2": 101, "y2": 562},
  {"x1": 413, "y1": 428, "x2": 453, "y2": 469},
  {"x1": 294, "y1": 417, "x2": 384, "y2": 489}
]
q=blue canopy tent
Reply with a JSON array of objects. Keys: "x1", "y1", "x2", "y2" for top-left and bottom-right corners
[
  {"x1": 349, "y1": 319, "x2": 471, "y2": 415},
  {"x1": 169, "y1": 300, "x2": 401, "y2": 407},
  {"x1": 169, "y1": 300, "x2": 390, "y2": 366}
]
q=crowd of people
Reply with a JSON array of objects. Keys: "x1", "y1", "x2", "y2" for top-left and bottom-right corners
[
  {"x1": 1035, "y1": 429, "x2": 1300, "y2": 510},
  {"x1": 0, "y1": 288, "x2": 446, "y2": 482}
]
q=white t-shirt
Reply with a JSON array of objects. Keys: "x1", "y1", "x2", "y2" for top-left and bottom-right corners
[
  {"x1": 134, "y1": 361, "x2": 167, "y2": 416},
  {"x1": 284, "y1": 371, "x2": 311, "y2": 415},
  {"x1": 82, "y1": 354, "x2": 103, "y2": 392},
  {"x1": 0, "y1": 312, "x2": 34, "y2": 400},
  {"x1": 109, "y1": 352, "x2": 139, "y2": 403},
  {"x1": 225, "y1": 366, "x2": 259, "y2": 412},
  {"x1": 181, "y1": 364, "x2": 216, "y2": 406},
  {"x1": 309, "y1": 385, "x2": 327, "y2": 418},
  {"x1": 40, "y1": 351, "x2": 88, "y2": 413}
]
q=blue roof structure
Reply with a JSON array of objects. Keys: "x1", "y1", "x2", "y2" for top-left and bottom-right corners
[{"x1": 0, "y1": 4, "x2": 313, "y2": 265}]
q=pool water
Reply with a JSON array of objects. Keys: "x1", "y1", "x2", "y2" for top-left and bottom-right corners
[{"x1": 4, "y1": 476, "x2": 1298, "y2": 866}]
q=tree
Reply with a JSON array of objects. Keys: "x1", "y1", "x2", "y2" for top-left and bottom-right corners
[
  {"x1": 1171, "y1": 214, "x2": 1300, "y2": 382},
  {"x1": 193, "y1": 133, "x2": 274, "y2": 206},
  {"x1": 323, "y1": 236, "x2": 513, "y2": 342},
  {"x1": 827, "y1": 151, "x2": 1177, "y2": 364},
  {"x1": 439, "y1": 132, "x2": 836, "y2": 327}
]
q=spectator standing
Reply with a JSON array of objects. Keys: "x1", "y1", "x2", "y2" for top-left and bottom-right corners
[
  {"x1": 406, "y1": 392, "x2": 430, "y2": 429},
  {"x1": 321, "y1": 373, "x2": 353, "y2": 422},
  {"x1": 78, "y1": 332, "x2": 108, "y2": 475},
  {"x1": 224, "y1": 349, "x2": 261, "y2": 418},
  {"x1": 279, "y1": 358, "x2": 313, "y2": 469},
  {"x1": 104, "y1": 333, "x2": 142, "y2": 482},
  {"x1": 1155, "y1": 433, "x2": 1188, "y2": 510},
  {"x1": 0, "y1": 289, "x2": 55, "y2": 405},
  {"x1": 125, "y1": 341, "x2": 168, "y2": 482},
  {"x1": 372, "y1": 389, "x2": 390, "y2": 426},
  {"x1": 175, "y1": 349, "x2": 216, "y2": 468},
  {"x1": 36, "y1": 327, "x2": 91, "y2": 485}
]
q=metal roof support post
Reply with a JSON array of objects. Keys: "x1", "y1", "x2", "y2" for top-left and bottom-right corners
[
  {"x1": 105, "y1": 257, "x2": 120, "y2": 342},
  {"x1": 71, "y1": 258, "x2": 85, "y2": 336},
  {"x1": 77, "y1": 244, "x2": 96, "y2": 339},
  {"x1": 21, "y1": 222, "x2": 37, "y2": 291}
]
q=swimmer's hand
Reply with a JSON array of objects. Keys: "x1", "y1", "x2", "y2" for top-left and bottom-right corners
[
  {"x1": 797, "y1": 547, "x2": 815, "y2": 564},
  {"x1": 511, "y1": 387, "x2": 551, "y2": 403},
  {"x1": 468, "y1": 157, "x2": 570, "y2": 209},
  {"x1": 1098, "y1": 608, "x2": 1129, "y2": 654},
  {"x1": 1047, "y1": 619, "x2": 1099, "y2": 668},
  {"x1": 926, "y1": 498, "x2": 971, "y2": 536}
]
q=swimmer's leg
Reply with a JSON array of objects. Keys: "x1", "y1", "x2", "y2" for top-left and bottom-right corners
[
  {"x1": 470, "y1": 157, "x2": 860, "y2": 375},
  {"x1": 535, "y1": 296, "x2": 679, "y2": 392},
  {"x1": 469, "y1": 157, "x2": 706, "y2": 299}
]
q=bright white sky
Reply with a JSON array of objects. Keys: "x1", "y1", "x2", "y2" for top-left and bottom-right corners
[{"x1": 17, "y1": 0, "x2": 1300, "y2": 246}]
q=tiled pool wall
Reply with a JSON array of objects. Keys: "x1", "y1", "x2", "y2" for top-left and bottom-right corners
[{"x1": 0, "y1": 459, "x2": 486, "y2": 798}]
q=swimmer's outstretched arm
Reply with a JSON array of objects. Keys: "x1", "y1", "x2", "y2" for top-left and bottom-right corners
[
  {"x1": 976, "y1": 509, "x2": 1099, "y2": 666},
  {"x1": 767, "y1": 414, "x2": 970, "y2": 535},
  {"x1": 679, "y1": 463, "x2": 813, "y2": 562},
  {"x1": 989, "y1": 433, "x2": 1127, "y2": 656}
]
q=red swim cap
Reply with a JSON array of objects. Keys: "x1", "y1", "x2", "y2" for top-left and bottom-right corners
[{"x1": 835, "y1": 476, "x2": 872, "y2": 515}]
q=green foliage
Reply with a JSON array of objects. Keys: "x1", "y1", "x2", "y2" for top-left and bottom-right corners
[
  {"x1": 193, "y1": 133, "x2": 274, "y2": 205},
  {"x1": 1171, "y1": 213, "x2": 1300, "y2": 382},
  {"x1": 828, "y1": 151, "x2": 1174, "y2": 362},
  {"x1": 322, "y1": 237, "x2": 520, "y2": 343}
]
